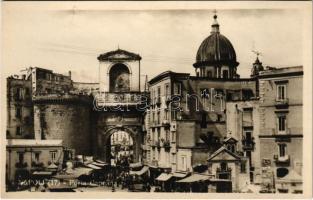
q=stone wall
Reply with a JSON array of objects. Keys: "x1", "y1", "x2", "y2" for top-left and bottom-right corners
[{"x1": 34, "y1": 99, "x2": 92, "y2": 155}]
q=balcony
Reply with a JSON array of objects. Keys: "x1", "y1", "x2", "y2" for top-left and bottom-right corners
[
  {"x1": 274, "y1": 155, "x2": 290, "y2": 165},
  {"x1": 94, "y1": 92, "x2": 148, "y2": 108},
  {"x1": 242, "y1": 139, "x2": 255, "y2": 151},
  {"x1": 162, "y1": 120, "x2": 170, "y2": 127},
  {"x1": 15, "y1": 162, "x2": 28, "y2": 169},
  {"x1": 216, "y1": 167, "x2": 232, "y2": 180},
  {"x1": 156, "y1": 97, "x2": 161, "y2": 106},
  {"x1": 163, "y1": 140, "x2": 171, "y2": 151},
  {"x1": 275, "y1": 98, "x2": 289, "y2": 109},
  {"x1": 141, "y1": 144, "x2": 149, "y2": 151}
]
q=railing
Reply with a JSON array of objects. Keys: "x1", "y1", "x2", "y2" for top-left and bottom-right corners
[
  {"x1": 31, "y1": 162, "x2": 44, "y2": 168},
  {"x1": 275, "y1": 98, "x2": 289, "y2": 105},
  {"x1": 94, "y1": 92, "x2": 148, "y2": 107},
  {"x1": 15, "y1": 162, "x2": 28, "y2": 168},
  {"x1": 163, "y1": 140, "x2": 171, "y2": 151},
  {"x1": 156, "y1": 97, "x2": 161, "y2": 105},
  {"x1": 242, "y1": 139, "x2": 255, "y2": 151},
  {"x1": 274, "y1": 155, "x2": 290, "y2": 165},
  {"x1": 150, "y1": 140, "x2": 158, "y2": 147},
  {"x1": 162, "y1": 120, "x2": 170, "y2": 127},
  {"x1": 216, "y1": 167, "x2": 232, "y2": 173}
]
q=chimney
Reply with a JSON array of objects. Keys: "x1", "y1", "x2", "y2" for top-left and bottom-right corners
[{"x1": 68, "y1": 70, "x2": 72, "y2": 78}]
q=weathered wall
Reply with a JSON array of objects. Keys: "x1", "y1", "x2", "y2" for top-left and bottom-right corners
[
  {"x1": 177, "y1": 120, "x2": 196, "y2": 147},
  {"x1": 34, "y1": 102, "x2": 92, "y2": 155},
  {"x1": 259, "y1": 138, "x2": 303, "y2": 175},
  {"x1": 6, "y1": 144, "x2": 63, "y2": 182},
  {"x1": 6, "y1": 78, "x2": 34, "y2": 139}
]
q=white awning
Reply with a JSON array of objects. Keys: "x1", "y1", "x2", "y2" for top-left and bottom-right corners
[
  {"x1": 92, "y1": 161, "x2": 108, "y2": 167},
  {"x1": 156, "y1": 173, "x2": 173, "y2": 181},
  {"x1": 172, "y1": 172, "x2": 188, "y2": 178},
  {"x1": 95, "y1": 159, "x2": 107, "y2": 164},
  {"x1": 86, "y1": 164, "x2": 102, "y2": 170},
  {"x1": 129, "y1": 162, "x2": 142, "y2": 168},
  {"x1": 129, "y1": 166, "x2": 149, "y2": 176},
  {"x1": 32, "y1": 171, "x2": 53, "y2": 176},
  {"x1": 55, "y1": 167, "x2": 93, "y2": 179},
  {"x1": 177, "y1": 174, "x2": 210, "y2": 183}
]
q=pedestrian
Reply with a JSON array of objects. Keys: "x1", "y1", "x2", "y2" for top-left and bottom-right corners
[{"x1": 146, "y1": 182, "x2": 151, "y2": 192}]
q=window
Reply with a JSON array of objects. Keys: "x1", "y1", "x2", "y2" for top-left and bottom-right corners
[
  {"x1": 220, "y1": 162, "x2": 227, "y2": 171},
  {"x1": 152, "y1": 112, "x2": 155, "y2": 123},
  {"x1": 157, "y1": 128, "x2": 160, "y2": 140},
  {"x1": 171, "y1": 154, "x2": 176, "y2": 163},
  {"x1": 278, "y1": 115, "x2": 287, "y2": 133},
  {"x1": 35, "y1": 152, "x2": 40, "y2": 162},
  {"x1": 16, "y1": 126, "x2": 21, "y2": 135},
  {"x1": 277, "y1": 85, "x2": 286, "y2": 100},
  {"x1": 227, "y1": 144, "x2": 235, "y2": 153},
  {"x1": 172, "y1": 110, "x2": 178, "y2": 120},
  {"x1": 15, "y1": 88, "x2": 23, "y2": 100},
  {"x1": 174, "y1": 83, "x2": 181, "y2": 95},
  {"x1": 157, "y1": 86, "x2": 161, "y2": 97},
  {"x1": 240, "y1": 161, "x2": 246, "y2": 173},
  {"x1": 278, "y1": 143, "x2": 287, "y2": 157},
  {"x1": 16, "y1": 107, "x2": 22, "y2": 119},
  {"x1": 50, "y1": 151, "x2": 57, "y2": 162},
  {"x1": 277, "y1": 167, "x2": 289, "y2": 178},
  {"x1": 164, "y1": 110, "x2": 168, "y2": 120},
  {"x1": 222, "y1": 70, "x2": 229, "y2": 79},
  {"x1": 18, "y1": 152, "x2": 24, "y2": 163},
  {"x1": 181, "y1": 156, "x2": 187, "y2": 171},
  {"x1": 201, "y1": 113, "x2": 207, "y2": 128},
  {"x1": 165, "y1": 84, "x2": 170, "y2": 98},
  {"x1": 171, "y1": 132, "x2": 176, "y2": 143},
  {"x1": 157, "y1": 111, "x2": 160, "y2": 124},
  {"x1": 207, "y1": 71, "x2": 212, "y2": 78}
]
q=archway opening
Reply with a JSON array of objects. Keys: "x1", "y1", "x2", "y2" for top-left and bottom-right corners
[
  {"x1": 107, "y1": 130, "x2": 134, "y2": 166},
  {"x1": 109, "y1": 63, "x2": 130, "y2": 92}
]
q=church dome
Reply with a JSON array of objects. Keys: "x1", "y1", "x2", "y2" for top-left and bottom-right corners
[{"x1": 193, "y1": 14, "x2": 239, "y2": 68}]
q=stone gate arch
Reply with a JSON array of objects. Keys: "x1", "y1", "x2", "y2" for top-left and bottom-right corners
[{"x1": 100, "y1": 126, "x2": 142, "y2": 163}]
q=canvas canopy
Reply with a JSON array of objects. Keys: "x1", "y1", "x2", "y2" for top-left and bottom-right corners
[
  {"x1": 177, "y1": 174, "x2": 210, "y2": 183},
  {"x1": 129, "y1": 166, "x2": 149, "y2": 176},
  {"x1": 156, "y1": 173, "x2": 173, "y2": 181}
]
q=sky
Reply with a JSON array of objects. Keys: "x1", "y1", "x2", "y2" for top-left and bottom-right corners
[{"x1": 2, "y1": 2, "x2": 306, "y2": 83}]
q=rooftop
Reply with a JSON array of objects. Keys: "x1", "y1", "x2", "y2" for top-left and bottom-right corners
[{"x1": 6, "y1": 139, "x2": 63, "y2": 147}]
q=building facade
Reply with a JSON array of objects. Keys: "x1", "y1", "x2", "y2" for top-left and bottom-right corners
[{"x1": 257, "y1": 66, "x2": 303, "y2": 193}]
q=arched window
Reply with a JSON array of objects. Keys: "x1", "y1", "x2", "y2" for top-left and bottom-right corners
[
  {"x1": 109, "y1": 63, "x2": 130, "y2": 92},
  {"x1": 222, "y1": 70, "x2": 229, "y2": 79},
  {"x1": 277, "y1": 167, "x2": 289, "y2": 178}
]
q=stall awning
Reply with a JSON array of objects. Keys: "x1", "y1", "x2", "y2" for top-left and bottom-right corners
[
  {"x1": 86, "y1": 164, "x2": 102, "y2": 170},
  {"x1": 209, "y1": 178, "x2": 232, "y2": 182},
  {"x1": 92, "y1": 161, "x2": 108, "y2": 167},
  {"x1": 130, "y1": 166, "x2": 149, "y2": 176},
  {"x1": 54, "y1": 167, "x2": 93, "y2": 179},
  {"x1": 95, "y1": 159, "x2": 107, "y2": 164},
  {"x1": 173, "y1": 172, "x2": 188, "y2": 178},
  {"x1": 177, "y1": 174, "x2": 210, "y2": 183},
  {"x1": 32, "y1": 171, "x2": 53, "y2": 176},
  {"x1": 156, "y1": 173, "x2": 173, "y2": 181},
  {"x1": 129, "y1": 162, "x2": 142, "y2": 168}
]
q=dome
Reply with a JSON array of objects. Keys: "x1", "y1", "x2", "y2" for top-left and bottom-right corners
[{"x1": 193, "y1": 14, "x2": 239, "y2": 68}]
